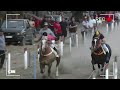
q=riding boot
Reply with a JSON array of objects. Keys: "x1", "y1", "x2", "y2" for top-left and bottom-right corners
[
  {"x1": 102, "y1": 43, "x2": 109, "y2": 55},
  {"x1": 53, "y1": 47, "x2": 58, "y2": 53},
  {"x1": 105, "y1": 52, "x2": 109, "y2": 63},
  {"x1": 53, "y1": 47, "x2": 59, "y2": 57}
]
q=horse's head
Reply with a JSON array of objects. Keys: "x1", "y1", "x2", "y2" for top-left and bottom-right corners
[
  {"x1": 92, "y1": 37, "x2": 101, "y2": 50},
  {"x1": 41, "y1": 37, "x2": 49, "y2": 53}
]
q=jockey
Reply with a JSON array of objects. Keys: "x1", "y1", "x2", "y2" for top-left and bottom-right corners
[
  {"x1": 39, "y1": 22, "x2": 56, "y2": 39},
  {"x1": 38, "y1": 22, "x2": 60, "y2": 58},
  {"x1": 90, "y1": 30, "x2": 110, "y2": 63}
]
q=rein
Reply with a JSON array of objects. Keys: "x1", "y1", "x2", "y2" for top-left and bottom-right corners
[
  {"x1": 41, "y1": 46, "x2": 53, "y2": 57},
  {"x1": 93, "y1": 51, "x2": 104, "y2": 56}
]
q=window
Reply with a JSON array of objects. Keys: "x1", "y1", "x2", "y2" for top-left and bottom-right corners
[{"x1": 1, "y1": 20, "x2": 25, "y2": 28}]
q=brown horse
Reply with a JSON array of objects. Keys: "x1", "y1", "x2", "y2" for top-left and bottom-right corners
[{"x1": 39, "y1": 39, "x2": 61, "y2": 77}]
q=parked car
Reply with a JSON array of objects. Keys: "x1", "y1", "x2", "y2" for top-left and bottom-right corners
[{"x1": 1, "y1": 19, "x2": 34, "y2": 46}]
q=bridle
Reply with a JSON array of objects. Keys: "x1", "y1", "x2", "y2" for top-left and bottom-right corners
[
  {"x1": 92, "y1": 37, "x2": 104, "y2": 56},
  {"x1": 40, "y1": 39, "x2": 53, "y2": 57}
]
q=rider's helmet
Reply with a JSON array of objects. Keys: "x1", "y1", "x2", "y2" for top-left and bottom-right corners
[
  {"x1": 44, "y1": 22, "x2": 48, "y2": 26},
  {"x1": 95, "y1": 30, "x2": 100, "y2": 37}
]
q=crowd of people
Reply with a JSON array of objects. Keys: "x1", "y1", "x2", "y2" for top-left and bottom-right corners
[{"x1": 34, "y1": 15, "x2": 77, "y2": 44}]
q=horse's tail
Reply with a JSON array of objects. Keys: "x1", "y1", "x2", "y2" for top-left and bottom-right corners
[{"x1": 105, "y1": 43, "x2": 112, "y2": 57}]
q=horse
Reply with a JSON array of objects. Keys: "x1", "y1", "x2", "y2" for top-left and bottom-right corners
[
  {"x1": 38, "y1": 38, "x2": 61, "y2": 78},
  {"x1": 91, "y1": 37, "x2": 112, "y2": 72}
]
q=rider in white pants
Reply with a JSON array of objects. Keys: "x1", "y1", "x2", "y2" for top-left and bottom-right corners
[
  {"x1": 42, "y1": 34, "x2": 59, "y2": 57},
  {"x1": 38, "y1": 22, "x2": 60, "y2": 58},
  {"x1": 50, "y1": 40, "x2": 59, "y2": 57}
]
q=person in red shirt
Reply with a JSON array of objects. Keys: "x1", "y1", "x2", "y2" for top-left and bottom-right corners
[
  {"x1": 53, "y1": 19, "x2": 62, "y2": 42},
  {"x1": 106, "y1": 15, "x2": 113, "y2": 22},
  {"x1": 48, "y1": 17, "x2": 55, "y2": 34},
  {"x1": 105, "y1": 15, "x2": 113, "y2": 27}
]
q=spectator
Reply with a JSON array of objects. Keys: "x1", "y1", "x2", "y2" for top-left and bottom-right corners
[
  {"x1": 69, "y1": 16, "x2": 78, "y2": 46},
  {"x1": 53, "y1": 19, "x2": 62, "y2": 42},
  {"x1": 81, "y1": 16, "x2": 89, "y2": 38},
  {"x1": 88, "y1": 15, "x2": 96, "y2": 34},
  {"x1": 29, "y1": 17, "x2": 36, "y2": 38},
  {"x1": 48, "y1": 17, "x2": 55, "y2": 34},
  {"x1": 0, "y1": 29, "x2": 6, "y2": 69},
  {"x1": 60, "y1": 17, "x2": 68, "y2": 44},
  {"x1": 40, "y1": 15, "x2": 48, "y2": 28}
]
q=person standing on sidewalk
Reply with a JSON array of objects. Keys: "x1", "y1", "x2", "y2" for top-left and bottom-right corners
[
  {"x1": 53, "y1": 19, "x2": 62, "y2": 43},
  {"x1": 88, "y1": 15, "x2": 96, "y2": 37},
  {"x1": 29, "y1": 17, "x2": 36, "y2": 38},
  {"x1": 0, "y1": 29, "x2": 6, "y2": 69},
  {"x1": 81, "y1": 16, "x2": 89, "y2": 39},
  {"x1": 60, "y1": 17, "x2": 68, "y2": 44},
  {"x1": 69, "y1": 16, "x2": 78, "y2": 47},
  {"x1": 40, "y1": 15, "x2": 48, "y2": 28}
]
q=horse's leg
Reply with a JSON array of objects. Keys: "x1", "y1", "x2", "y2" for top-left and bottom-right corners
[
  {"x1": 98, "y1": 64, "x2": 100, "y2": 69},
  {"x1": 56, "y1": 57, "x2": 60, "y2": 77},
  {"x1": 101, "y1": 63, "x2": 104, "y2": 72},
  {"x1": 56, "y1": 57, "x2": 60, "y2": 67},
  {"x1": 0, "y1": 53, "x2": 5, "y2": 69},
  {"x1": 97, "y1": 64, "x2": 101, "y2": 74},
  {"x1": 91, "y1": 60, "x2": 95, "y2": 71},
  {"x1": 40, "y1": 63, "x2": 45, "y2": 74},
  {"x1": 48, "y1": 63, "x2": 52, "y2": 77}
]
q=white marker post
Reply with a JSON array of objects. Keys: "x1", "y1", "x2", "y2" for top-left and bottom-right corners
[
  {"x1": 8, "y1": 52, "x2": 11, "y2": 74},
  {"x1": 115, "y1": 22, "x2": 117, "y2": 28},
  {"x1": 56, "y1": 66, "x2": 59, "y2": 77},
  {"x1": 7, "y1": 52, "x2": 16, "y2": 74},
  {"x1": 69, "y1": 37, "x2": 72, "y2": 52},
  {"x1": 114, "y1": 57, "x2": 118, "y2": 79},
  {"x1": 92, "y1": 72, "x2": 96, "y2": 79},
  {"x1": 113, "y1": 61, "x2": 115, "y2": 77},
  {"x1": 76, "y1": 34, "x2": 78, "y2": 48},
  {"x1": 105, "y1": 68, "x2": 109, "y2": 79},
  {"x1": 24, "y1": 48, "x2": 28, "y2": 69},
  {"x1": 60, "y1": 41, "x2": 63, "y2": 56},
  {"x1": 114, "y1": 62, "x2": 117, "y2": 79},
  {"x1": 37, "y1": 45, "x2": 40, "y2": 61},
  {"x1": 111, "y1": 21, "x2": 114, "y2": 31},
  {"x1": 106, "y1": 24, "x2": 108, "y2": 33}
]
